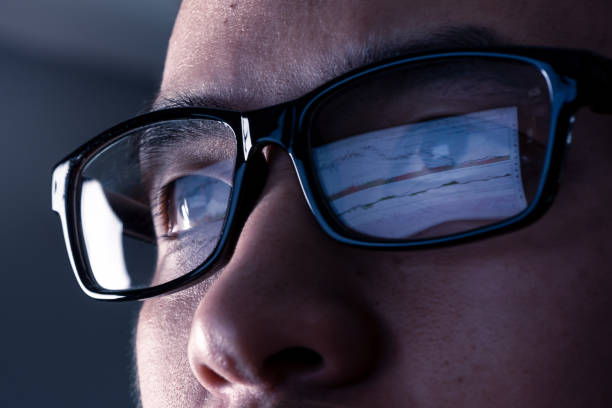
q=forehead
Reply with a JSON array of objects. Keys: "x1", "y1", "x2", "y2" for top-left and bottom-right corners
[{"x1": 160, "y1": 0, "x2": 610, "y2": 109}]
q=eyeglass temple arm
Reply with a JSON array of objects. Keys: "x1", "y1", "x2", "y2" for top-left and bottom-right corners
[{"x1": 552, "y1": 51, "x2": 612, "y2": 114}]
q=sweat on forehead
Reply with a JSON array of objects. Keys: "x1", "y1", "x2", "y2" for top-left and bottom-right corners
[{"x1": 160, "y1": 0, "x2": 610, "y2": 110}]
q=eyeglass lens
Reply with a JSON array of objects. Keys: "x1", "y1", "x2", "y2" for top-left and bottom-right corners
[
  {"x1": 77, "y1": 56, "x2": 552, "y2": 292},
  {"x1": 308, "y1": 56, "x2": 551, "y2": 239},
  {"x1": 79, "y1": 119, "x2": 237, "y2": 291}
]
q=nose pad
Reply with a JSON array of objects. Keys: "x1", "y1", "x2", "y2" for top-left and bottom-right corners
[
  {"x1": 234, "y1": 148, "x2": 270, "y2": 225},
  {"x1": 214, "y1": 148, "x2": 270, "y2": 267},
  {"x1": 557, "y1": 114, "x2": 575, "y2": 185}
]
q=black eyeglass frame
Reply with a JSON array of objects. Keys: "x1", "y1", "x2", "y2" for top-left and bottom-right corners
[{"x1": 51, "y1": 47, "x2": 612, "y2": 301}]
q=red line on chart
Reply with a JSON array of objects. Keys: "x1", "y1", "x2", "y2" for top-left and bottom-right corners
[{"x1": 327, "y1": 155, "x2": 510, "y2": 201}]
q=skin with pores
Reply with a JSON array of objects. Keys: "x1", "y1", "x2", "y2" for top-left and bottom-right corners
[{"x1": 136, "y1": 0, "x2": 612, "y2": 406}]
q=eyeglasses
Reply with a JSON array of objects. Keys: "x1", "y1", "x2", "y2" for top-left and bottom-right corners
[{"x1": 51, "y1": 47, "x2": 612, "y2": 300}]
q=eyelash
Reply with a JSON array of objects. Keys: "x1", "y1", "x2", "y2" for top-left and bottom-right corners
[{"x1": 150, "y1": 183, "x2": 177, "y2": 240}]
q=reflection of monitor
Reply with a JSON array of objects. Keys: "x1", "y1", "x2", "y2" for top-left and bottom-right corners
[{"x1": 313, "y1": 107, "x2": 527, "y2": 238}]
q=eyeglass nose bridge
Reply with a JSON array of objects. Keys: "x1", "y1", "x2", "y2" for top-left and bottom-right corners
[
  {"x1": 235, "y1": 101, "x2": 329, "y2": 239},
  {"x1": 240, "y1": 103, "x2": 295, "y2": 160}
]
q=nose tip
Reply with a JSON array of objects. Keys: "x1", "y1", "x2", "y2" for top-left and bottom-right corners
[{"x1": 188, "y1": 283, "x2": 381, "y2": 395}]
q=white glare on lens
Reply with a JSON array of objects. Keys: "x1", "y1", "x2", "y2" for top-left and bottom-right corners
[
  {"x1": 81, "y1": 180, "x2": 131, "y2": 290},
  {"x1": 313, "y1": 107, "x2": 528, "y2": 238},
  {"x1": 180, "y1": 198, "x2": 191, "y2": 230}
]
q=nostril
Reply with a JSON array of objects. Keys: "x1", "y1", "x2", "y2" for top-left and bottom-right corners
[
  {"x1": 194, "y1": 362, "x2": 232, "y2": 389},
  {"x1": 263, "y1": 347, "x2": 324, "y2": 383}
]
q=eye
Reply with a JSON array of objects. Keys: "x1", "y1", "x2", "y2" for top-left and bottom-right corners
[{"x1": 166, "y1": 174, "x2": 232, "y2": 236}]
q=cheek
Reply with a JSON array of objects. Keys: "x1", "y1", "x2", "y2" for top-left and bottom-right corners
[
  {"x1": 136, "y1": 285, "x2": 210, "y2": 408},
  {"x1": 358, "y1": 215, "x2": 612, "y2": 406}
]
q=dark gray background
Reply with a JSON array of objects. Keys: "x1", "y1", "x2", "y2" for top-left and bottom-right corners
[{"x1": 1, "y1": 1, "x2": 180, "y2": 406}]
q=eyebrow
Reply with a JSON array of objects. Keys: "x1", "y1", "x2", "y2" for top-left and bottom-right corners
[
  {"x1": 151, "y1": 25, "x2": 506, "y2": 112},
  {"x1": 138, "y1": 25, "x2": 507, "y2": 182}
]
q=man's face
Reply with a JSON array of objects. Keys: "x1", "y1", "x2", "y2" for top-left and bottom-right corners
[{"x1": 136, "y1": 1, "x2": 612, "y2": 406}]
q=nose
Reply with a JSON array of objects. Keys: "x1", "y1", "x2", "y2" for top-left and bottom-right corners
[{"x1": 187, "y1": 151, "x2": 382, "y2": 397}]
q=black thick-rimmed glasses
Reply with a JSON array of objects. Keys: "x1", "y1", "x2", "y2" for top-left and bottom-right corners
[{"x1": 52, "y1": 47, "x2": 612, "y2": 301}]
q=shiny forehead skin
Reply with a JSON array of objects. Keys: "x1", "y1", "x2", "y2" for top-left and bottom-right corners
[{"x1": 160, "y1": 0, "x2": 611, "y2": 110}]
